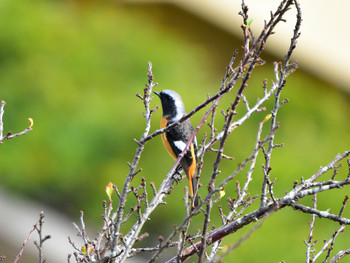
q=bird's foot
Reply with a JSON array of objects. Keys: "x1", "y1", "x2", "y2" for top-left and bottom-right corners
[{"x1": 172, "y1": 166, "x2": 183, "y2": 183}]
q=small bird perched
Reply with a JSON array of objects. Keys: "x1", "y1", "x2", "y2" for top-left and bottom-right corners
[{"x1": 154, "y1": 90, "x2": 198, "y2": 207}]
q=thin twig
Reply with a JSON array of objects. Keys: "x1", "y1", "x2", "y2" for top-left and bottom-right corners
[
  {"x1": 14, "y1": 220, "x2": 40, "y2": 263},
  {"x1": 0, "y1": 100, "x2": 33, "y2": 143}
]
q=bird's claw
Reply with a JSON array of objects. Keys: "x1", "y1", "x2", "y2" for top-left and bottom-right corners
[{"x1": 172, "y1": 166, "x2": 183, "y2": 184}]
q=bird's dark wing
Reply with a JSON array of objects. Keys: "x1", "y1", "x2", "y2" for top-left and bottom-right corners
[{"x1": 165, "y1": 119, "x2": 197, "y2": 167}]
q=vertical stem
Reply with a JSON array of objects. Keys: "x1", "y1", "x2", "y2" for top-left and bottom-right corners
[{"x1": 0, "y1": 100, "x2": 6, "y2": 139}]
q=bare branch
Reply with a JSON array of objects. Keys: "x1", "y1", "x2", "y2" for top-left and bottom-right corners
[
  {"x1": 14, "y1": 213, "x2": 48, "y2": 263},
  {"x1": 63, "y1": 1, "x2": 349, "y2": 263},
  {"x1": 0, "y1": 100, "x2": 33, "y2": 143},
  {"x1": 329, "y1": 249, "x2": 350, "y2": 263}
]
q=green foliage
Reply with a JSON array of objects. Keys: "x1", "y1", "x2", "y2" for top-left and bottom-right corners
[{"x1": 0, "y1": 0, "x2": 217, "y2": 220}]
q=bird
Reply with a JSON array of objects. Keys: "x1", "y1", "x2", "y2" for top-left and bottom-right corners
[{"x1": 154, "y1": 90, "x2": 199, "y2": 207}]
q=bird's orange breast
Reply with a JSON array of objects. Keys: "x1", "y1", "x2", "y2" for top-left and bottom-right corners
[{"x1": 161, "y1": 116, "x2": 177, "y2": 160}]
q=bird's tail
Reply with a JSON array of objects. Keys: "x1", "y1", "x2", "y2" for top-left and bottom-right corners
[
  {"x1": 188, "y1": 162, "x2": 199, "y2": 208},
  {"x1": 191, "y1": 176, "x2": 199, "y2": 208}
]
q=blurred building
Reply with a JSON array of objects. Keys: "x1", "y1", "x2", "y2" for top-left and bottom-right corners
[{"x1": 126, "y1": 0, "x2": 350, "y2": 92}]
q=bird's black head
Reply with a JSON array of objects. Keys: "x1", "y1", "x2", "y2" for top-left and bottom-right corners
[{"x1": 154, "y1": 90, "x2": 186, "y2": 120}]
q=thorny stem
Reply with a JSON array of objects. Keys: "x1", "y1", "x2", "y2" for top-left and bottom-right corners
[
  {"x1": 111, "y1": 62, "x2": 157, "y2": 254},
  {"x1": 14, "y1": 222, "x2": 39, "y2": 263},
  {"x1": 313, "y1": 225, "x2": 345, "y2": 262},
  {"x1": 260, "y1": 62, "x2": 285, "y2": 207},
  {"x1": 260, "y1": 0, "x2": 301, "y2": 207},
  {"x1": 14, "y1": 213, "x2": 50, "y2": 263},
  {"x1": 305, "y1": 194, "x2": 317, "y2": 263},
  {"x1": 226, "y1": 119, "x2": 265, "y2": 221}
]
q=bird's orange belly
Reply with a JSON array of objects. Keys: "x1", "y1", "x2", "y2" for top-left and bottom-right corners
[{"x1": 161, "y1": 117, "x2": 177, "y2": 160}]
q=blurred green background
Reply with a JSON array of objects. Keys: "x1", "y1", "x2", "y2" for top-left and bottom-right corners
[{"x1": 0, "y1": 0, "x2": 349, "y2": 262}]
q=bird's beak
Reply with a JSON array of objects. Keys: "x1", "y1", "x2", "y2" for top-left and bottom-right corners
[{"x1": 154, "y1": 91, "x2": 160, "y2": 97}]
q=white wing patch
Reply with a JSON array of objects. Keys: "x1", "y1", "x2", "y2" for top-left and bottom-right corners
[{"x1": 173, "y1": 140, "x2": 187, "y2": 152}]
